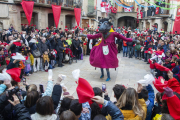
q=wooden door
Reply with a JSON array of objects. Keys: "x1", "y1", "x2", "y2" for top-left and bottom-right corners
[
  {"x1": 82, "y1": 19, "x2": 89, "y2": 29},
  {"x1": 146, "y1": 22, "x2": 150, "y2": 29},
  {"x1": 48, "y1": 13, "x2": 54, "y2": 28}
]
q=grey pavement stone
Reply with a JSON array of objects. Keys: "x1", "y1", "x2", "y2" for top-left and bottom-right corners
[{"x1": 23, "y1": 52, "x2": 155, "y2": 100}]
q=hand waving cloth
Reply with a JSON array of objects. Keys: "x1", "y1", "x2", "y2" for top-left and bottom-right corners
[{"x1": 76, "y1": 78, "x2": 94, "y2": 103}]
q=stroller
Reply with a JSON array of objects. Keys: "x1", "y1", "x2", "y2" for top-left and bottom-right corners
[{"x1": 64, "y1": 48, "x2": 77, "y2": 64}]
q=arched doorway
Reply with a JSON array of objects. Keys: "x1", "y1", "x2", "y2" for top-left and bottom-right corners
[
  {"x1": 163, "y1": 21, "x2": 168, "y2": 32},
  {"x1": 118, "y1": 16, "x2": 137, "y2": 29},
  {"x1": 48, "y1": 13, "x2": 54, "y2": 28},
  {"x1": 21, "y1": 12, "x2": 38, "y2": 28},
  {"x1": 146, "y1": 22, "x2": 150, "y2": 29}
]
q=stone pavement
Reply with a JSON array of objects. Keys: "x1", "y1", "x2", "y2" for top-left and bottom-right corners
[{"x1": 23, "y1": 53, "x2": 154, "y2": 102}]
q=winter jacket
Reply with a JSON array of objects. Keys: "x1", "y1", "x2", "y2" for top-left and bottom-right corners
[
  {"x1": 66, "y1": 39, "x2": 72, "y2": 46},
  {"x1": 151, "y1": 102, "x2": 161, "y2": 119},
  {"x1": 51, "y1": 85, "x2": 62, "y2": 110},
  {"x1": 56, "y1": 39, "x2": 65, "y2": 53},
  {"x1": 42, "y1": 80, "x2": 53, "y2": 97},
  {"x1": 43, "y1": 54, "x2": 49, "y2": 63},
  {"x1": 119, "y1": 99, "x2": 147, "y2": 120},
  {"x1": 30, "y1": 54, "x2": 34, "y2": 65},
  {"x1": 39, "y1": 42, "x2": 48, "y2": 55},
  {"x1": 135, "y1": 44, "x2": 141, "y2": 51},
  {"x1": 127, "y1": 41, "x2": 134, "y2": 46},
  {"x1": 29, "y1": 42, "x2": 41, "y2": 53},
  {"x1": 146, "y1": 85, "x2": 155, "y2": 120},
  {"x1": 102, "y1": 101, "x2": 124, "y2": 120},
  {"x1": 0, "y1": 93, "x2": 31, "y2": 120},
  {"x1": 72, "y1": 39, "x2": 80, "y2": 50},
  {"x1": 49, "y1": 38, "x2": 56, "y2": 50},
  {"x1": 31, "y1": 112, "x2": 57, "y2": 120},
  {"x1": 24, "y1": 80, "x2": 53, "y2": 101},
  {"x1": 0, "y1": 84, "x2": 6, "y2": 94},
  {"x1": 25, "y1": 56, "x2": 31, "y2": 65},
  {"x1": 167, "y1": 95, "x2": 180, "y2": 120}
]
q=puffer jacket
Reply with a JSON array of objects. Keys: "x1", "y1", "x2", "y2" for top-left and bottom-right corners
[
  {"x1": 118, "y1": 99, "x2": 147, "y2": 120},
  {"x1": 0, "y1": 93, "x2": 31, "y2": 120},
  {"x1": 102, "y1": 101, "x2": 124, "y2": 120}
]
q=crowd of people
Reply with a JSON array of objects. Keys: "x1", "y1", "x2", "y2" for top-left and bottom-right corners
[{"x1": 0, "y1": 23, "x2": 180, "y2": 120}]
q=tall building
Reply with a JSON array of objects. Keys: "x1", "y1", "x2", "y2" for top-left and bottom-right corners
[
  {"x1": 138, "y1": 0, "x2": 179, "y2": 32},
  {"x1": 0, "y1": 0, "x2": 82, "y2": 31},
  {"x1": 109, "y1": 0, "x2": 140, "y2": 29}
]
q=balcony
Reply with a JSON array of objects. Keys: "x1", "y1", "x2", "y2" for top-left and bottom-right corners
[
  {"x1": 87, "y1": 5, "x2": 96, "y2": 17},
  {"x1": 14, "y1": 0, "x2": 82, "y2": 10},
  {"x1": 154, "y1": 8, "x2": 170, "y2": 17}
]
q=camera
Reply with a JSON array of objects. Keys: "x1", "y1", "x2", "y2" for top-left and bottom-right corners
[{"x1": 6, "y1": 86, "x2": 19, "y2": 99}]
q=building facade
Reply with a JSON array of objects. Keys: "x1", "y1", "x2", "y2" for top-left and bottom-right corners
[
  {"x1": 0, "y1": 0, "x2": 82, "y2": 32},
  {"x1": 138, "y1": 0, "x2": 179, "y2": 32}
]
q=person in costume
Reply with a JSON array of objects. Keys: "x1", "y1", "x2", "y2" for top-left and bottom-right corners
[{"x1": 80, "y1": 18, "x2": 135, "y2": 81}]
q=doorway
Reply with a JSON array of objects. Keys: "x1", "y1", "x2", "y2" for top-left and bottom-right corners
[
  {"x1": 66, "y1": 15, "x2": 73, "y2": 29},
  {"x1": 146, "y1": 22, "x2": 150, "y2": 29},
  {"x1": 48, "y1": 13, "x2": 54, "y2": 28},
  {"x1": 82, "y1": 19, "x2": 89, "y2": 29},
  {"x1": 21, "y1": 12, "x2": 38, "y2": 28}
]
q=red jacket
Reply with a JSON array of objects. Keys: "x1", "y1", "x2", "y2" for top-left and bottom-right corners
[{"x1": 167, "y1": 95, "x2": 180, "y2": 120}]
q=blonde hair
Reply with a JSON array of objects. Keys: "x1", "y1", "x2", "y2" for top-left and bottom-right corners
[
  {"x1": 116, "y1": 88, "x2": 145, "y2": 119},
  {"x1": 28, "y1": 84, "x2": 37, "y2": 92}
]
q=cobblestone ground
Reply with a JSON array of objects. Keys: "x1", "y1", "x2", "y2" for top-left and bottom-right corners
[{"x1": 21, "y1": 53, "x2": 155, "y2": 102}]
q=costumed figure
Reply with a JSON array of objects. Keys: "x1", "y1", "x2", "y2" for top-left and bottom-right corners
[{"x1": 80, "y1": 18, "x2": 135, "y2": 81}]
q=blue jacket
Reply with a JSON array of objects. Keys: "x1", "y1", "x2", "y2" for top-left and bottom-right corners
[
  {"x1": 146, "y1": 84, "x2": 155, "y2": 120},
  {"x1": 0, "y1": 84, "x2": 7, "y2": 94},
  {"x1": 101, "y1": 101, "x2": 124, "y2": 120},
  {"x1": 162, "y1": 44, "x2": 168, "y2": 53}
]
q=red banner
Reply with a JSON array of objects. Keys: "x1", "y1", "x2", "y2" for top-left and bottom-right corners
[
  {"x1": 173, "y1": 16, "x2": 180, "y2": 34},
  {"x1": 177, "y1": 8, "x2": 180, "y2": 16},
  {"x1": 74, "y1": 8, "x2": 81, "y2": 26},
  {"x1": 52, "y1": 5, "x2": 61, "y2": 28},
  {"x1": 155, "y1": 7, "x2": 159, "y2": 14},
  {"x1": 21, "y1": 1, "x2": 34, "y2": 25}
]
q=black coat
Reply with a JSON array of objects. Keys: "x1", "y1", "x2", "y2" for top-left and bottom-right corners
[
  {"x1": 51, "y1": 85, "x2": 62, "y2": 110},
  {"x1": 56, "y1": 39, "x2": 65, "y2": 53},
  {"x1": 49, "y1": 38, "x2": 56, "y2": 50},
  {"x1": 0, "y1": 94, "x2": 31, "y2": 120}
]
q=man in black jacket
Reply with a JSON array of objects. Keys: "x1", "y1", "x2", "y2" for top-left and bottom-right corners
[
  {"x1": 0, "y1": 88, "x2": 31, "y2": 120},
  {"x1": 39, "y1": 37, "x2": 48, "y2": 71},
  {"x1": 56, "y1": 35, "x2": 66, "y2": 67},
  {"x1": 127, "y1": 41, "x2": 134, "y2": 58},
  {"x1": 72, "y1": 37, "x2": 80, "y2": 59}
]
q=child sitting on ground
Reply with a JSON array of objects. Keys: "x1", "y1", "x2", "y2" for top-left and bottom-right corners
[{"x1": 43, "y1": 51, "x2": 49, "y2": 72}]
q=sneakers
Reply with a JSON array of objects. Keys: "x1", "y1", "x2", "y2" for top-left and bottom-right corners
[
  {"x1": 100, "y1": 75, "x2": 104, "y2": 79},
  {"x1": 45, "y1": 70, "x2": 48, "y2": 72},
  {"x1": 106, "y1": 78, "x2": 111, "y2": 81}
]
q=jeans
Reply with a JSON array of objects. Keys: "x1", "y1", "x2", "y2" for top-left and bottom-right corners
[
  {"x1": 33, "y1": 57, "x2": 40, "y2": 72},
  {"x1": 128, "y1": 46, "x2": 133, "y2": 57},
  {"x1": 135, "y1": 50, "x2": 140, "y2": 58},
  {"x1": 31, "y1": 65, "x2": 33, "y2": 73},
  {"x1": 123, "y1": 46, "x2": 128, "y2": 57},
  {"x1": 101, "y1": 68, "x2": 110, "y2": 78},
  {"x1": 40, "y1": 58, "x2": 44, "y2": 71},
  {"x1": 144, "y1": 53, "x2": 151, "y2": 61}
]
